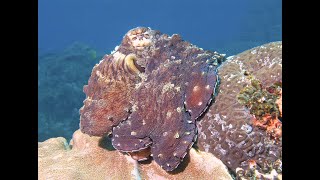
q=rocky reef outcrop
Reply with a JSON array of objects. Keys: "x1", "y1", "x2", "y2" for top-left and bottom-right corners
[{"x1": 38, "y1": 130, "x2": 232, "y2": 180}]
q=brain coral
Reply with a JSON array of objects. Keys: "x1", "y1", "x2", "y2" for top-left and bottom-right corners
[
  {"x1": 196, "y1": 42, "x2": 282, "y2": 179},
  {"x1": 80, "y1": 27, "x2": 225, "y2": 171}
]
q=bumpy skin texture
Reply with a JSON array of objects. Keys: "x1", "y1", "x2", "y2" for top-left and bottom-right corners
[
  {"x1": 80, "y1": 55, "x2": 139, "y2": 136},
  {"x1": 80, "y1": 27, "x2": 224, "y2": 171},
  {"x1": 196, "y1": 42, "x2": 282, "y2": 178}
]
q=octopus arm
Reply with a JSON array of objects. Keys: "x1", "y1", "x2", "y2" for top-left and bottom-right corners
[
  {"x1": 80, "y1": 56, "x2": 138, "y2": 136},
  {"x1": 150, "y1": 110, "x2": 196, "y2": 171},
  {"x1": 184, "y1": 61, "x2": 218, "y2": 120},
  {"x1": 111, "y1": 131, "x2": 152, "y2": 152}
]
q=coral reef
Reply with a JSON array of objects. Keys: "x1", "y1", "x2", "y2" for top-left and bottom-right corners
[
  {"x1": 80, "y1": 27, "x2": 225, "y2": 171},
  {"x1": 38, "y1": 23, "x2": 283, "y2": 178},
  {"x1": 38, "y1": 42, "x2": 102, "y2": 141},
  {"x1": 38, "y1": 130, "x2": 232, "y2": 180},
  {"x1": 196, "y1": 42, "x2": 282, "y2": 178},
  {"x1": 39, "y1": 30, "x2": 282, "y2": 178}
]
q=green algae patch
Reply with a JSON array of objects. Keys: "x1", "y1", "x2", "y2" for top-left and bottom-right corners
[{"x1": 237, "y1": 74, "x2": 281, "y2": 119}]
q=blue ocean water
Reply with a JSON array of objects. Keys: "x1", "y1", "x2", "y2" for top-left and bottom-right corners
[{"x1": 38, "y1": 0, "x2": 281, "y2": 141}]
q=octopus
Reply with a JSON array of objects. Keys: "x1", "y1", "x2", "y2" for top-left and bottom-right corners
[{"x1": 80, "y1": 27, "x2": 225, "y2": 171}]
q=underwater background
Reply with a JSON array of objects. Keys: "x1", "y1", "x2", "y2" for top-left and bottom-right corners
[{"x1": 38, "y1": 0, "x2": 282, "y2": 142}]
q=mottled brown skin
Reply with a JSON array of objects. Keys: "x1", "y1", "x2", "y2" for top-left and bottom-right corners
[
  {"x1": 80, "y1": 27, "x2": 223, "y2": 171},
  {"x1": 79, "y1": 47, "x2": 141, "y2": 136},
  {"x1": 196, "y1": 42, "x2": 282, "y2": 177}
]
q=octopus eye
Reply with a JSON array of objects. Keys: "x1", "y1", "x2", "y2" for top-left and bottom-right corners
[
  {"x1": 144, "y1": 34, "x2": 150, "y2": 39},
  {"x1": 124, "y1": 54, "x2": 145, "y2": 74},
  {"x1": 132, "y1": 36, "x2": 137, "y2": 41}
]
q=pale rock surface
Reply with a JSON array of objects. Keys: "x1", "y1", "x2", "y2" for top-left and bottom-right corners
[{"x1": 38, "y1": 130, "x2": 232, "y2": 180}]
